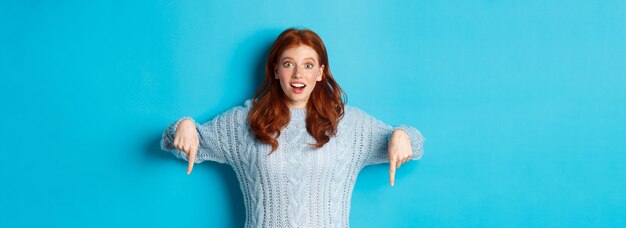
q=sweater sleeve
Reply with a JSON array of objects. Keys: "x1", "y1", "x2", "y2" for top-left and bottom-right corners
[
  {"x1": 356, "y1": 108, "x2": 425, "y2": 166},
  {"x1": 160, "y1": 108, "x2": 243, "y2": 165}
]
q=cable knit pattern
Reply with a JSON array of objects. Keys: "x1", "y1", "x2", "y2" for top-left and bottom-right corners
[{"x1": 160, "y1": 99, "x2": 426, "y2": 227}]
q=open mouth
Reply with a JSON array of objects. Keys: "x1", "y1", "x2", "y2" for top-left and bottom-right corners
[
  {"x1": 290, "y1": 83, "x2": 306, "y2": 93},
  {"x1": 290, "y1": 83, "x2": 306, "y2": 88}
]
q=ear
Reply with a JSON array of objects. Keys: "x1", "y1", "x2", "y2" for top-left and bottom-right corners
[{"x1": 317, "y1": 65, "x2": 324, "y2": 81}]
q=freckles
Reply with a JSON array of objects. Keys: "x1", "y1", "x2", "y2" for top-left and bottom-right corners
[
  {"x1": 278, "y1": 69, "x2": 291, "y2": 78},
  {"x1": 286, "y1": 69, "x2": 295, "y2": 76}
]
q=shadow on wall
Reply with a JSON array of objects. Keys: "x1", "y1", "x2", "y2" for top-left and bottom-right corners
[{"x1": 148, "y1": 28, "x2": 284, "y2": 228}]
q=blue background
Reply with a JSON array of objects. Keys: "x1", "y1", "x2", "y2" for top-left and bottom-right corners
[{"x1": 1, "y1": 0, "x2": 625, "y2": 227}]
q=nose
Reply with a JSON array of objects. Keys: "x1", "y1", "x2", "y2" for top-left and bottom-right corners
[{"x1": 291, "y1": 65, "x2": 303, "y2": 78}]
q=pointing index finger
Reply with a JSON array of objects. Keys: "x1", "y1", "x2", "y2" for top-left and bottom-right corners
[
  {"x1": 187, "y1": 149, "x2": 196, "y2": 175},
  {"x1": 389, "y1": 160, "x2": 396, "y2": 187}
]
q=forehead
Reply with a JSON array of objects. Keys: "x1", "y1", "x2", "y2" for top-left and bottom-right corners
[{"x1": 279, "y1": 44, "x2": 319, "y2": 61}]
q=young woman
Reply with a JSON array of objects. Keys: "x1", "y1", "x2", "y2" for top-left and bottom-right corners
[{"x1": 161, "y1": 27, "x2": 425, "y2": 227}]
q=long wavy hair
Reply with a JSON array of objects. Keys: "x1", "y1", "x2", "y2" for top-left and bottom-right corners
[{"x1": 248, "y1": 27, "x2": 347, "y2": 154}]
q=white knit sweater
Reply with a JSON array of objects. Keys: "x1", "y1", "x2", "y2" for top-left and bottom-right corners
[{"x1": 161, "y1": 99, "x2": 425, "y2": 227}]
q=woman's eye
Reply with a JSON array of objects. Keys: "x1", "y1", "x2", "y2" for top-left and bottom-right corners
[
  {"x1": 283, "y1": 62, "x2": 293, "y2": 68},
  {"x1": 305, "y1": 63, "x2": 313, "y2": 69}
]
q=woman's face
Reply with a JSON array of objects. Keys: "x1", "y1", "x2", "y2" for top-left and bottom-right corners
[{"x1": 274, "y1": 44, "x2": 325, "y2": 109}]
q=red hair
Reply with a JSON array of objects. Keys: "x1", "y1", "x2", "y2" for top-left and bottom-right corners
[{"x1": 248, "y1": 27, "x2": 348, "y2": 153}]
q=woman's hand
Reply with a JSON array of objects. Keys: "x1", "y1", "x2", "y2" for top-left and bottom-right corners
[
  {"x1": 173, "y1": 119, "x2": 199, "y2": 175},
  {"x1": 388, "y1": 129, "x2": 412, "y2": 186}
]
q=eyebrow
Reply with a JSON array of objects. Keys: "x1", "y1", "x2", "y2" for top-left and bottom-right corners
[{"x1": 280, "y1": 57, "x2": 318, "y2": 63}]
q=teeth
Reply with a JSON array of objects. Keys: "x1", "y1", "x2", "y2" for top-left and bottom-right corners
[{"x1": 290, "y1": 83, "x2": 305, "y2": 88}]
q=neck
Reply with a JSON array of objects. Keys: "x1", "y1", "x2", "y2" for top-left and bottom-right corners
[{"x1": 288, "y1": 99, "x2": 308, "y2": 109}]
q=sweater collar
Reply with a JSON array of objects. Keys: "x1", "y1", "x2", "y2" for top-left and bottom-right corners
[{"x1": 290, "y1": 107, "x2": 306, "y2": 120}]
